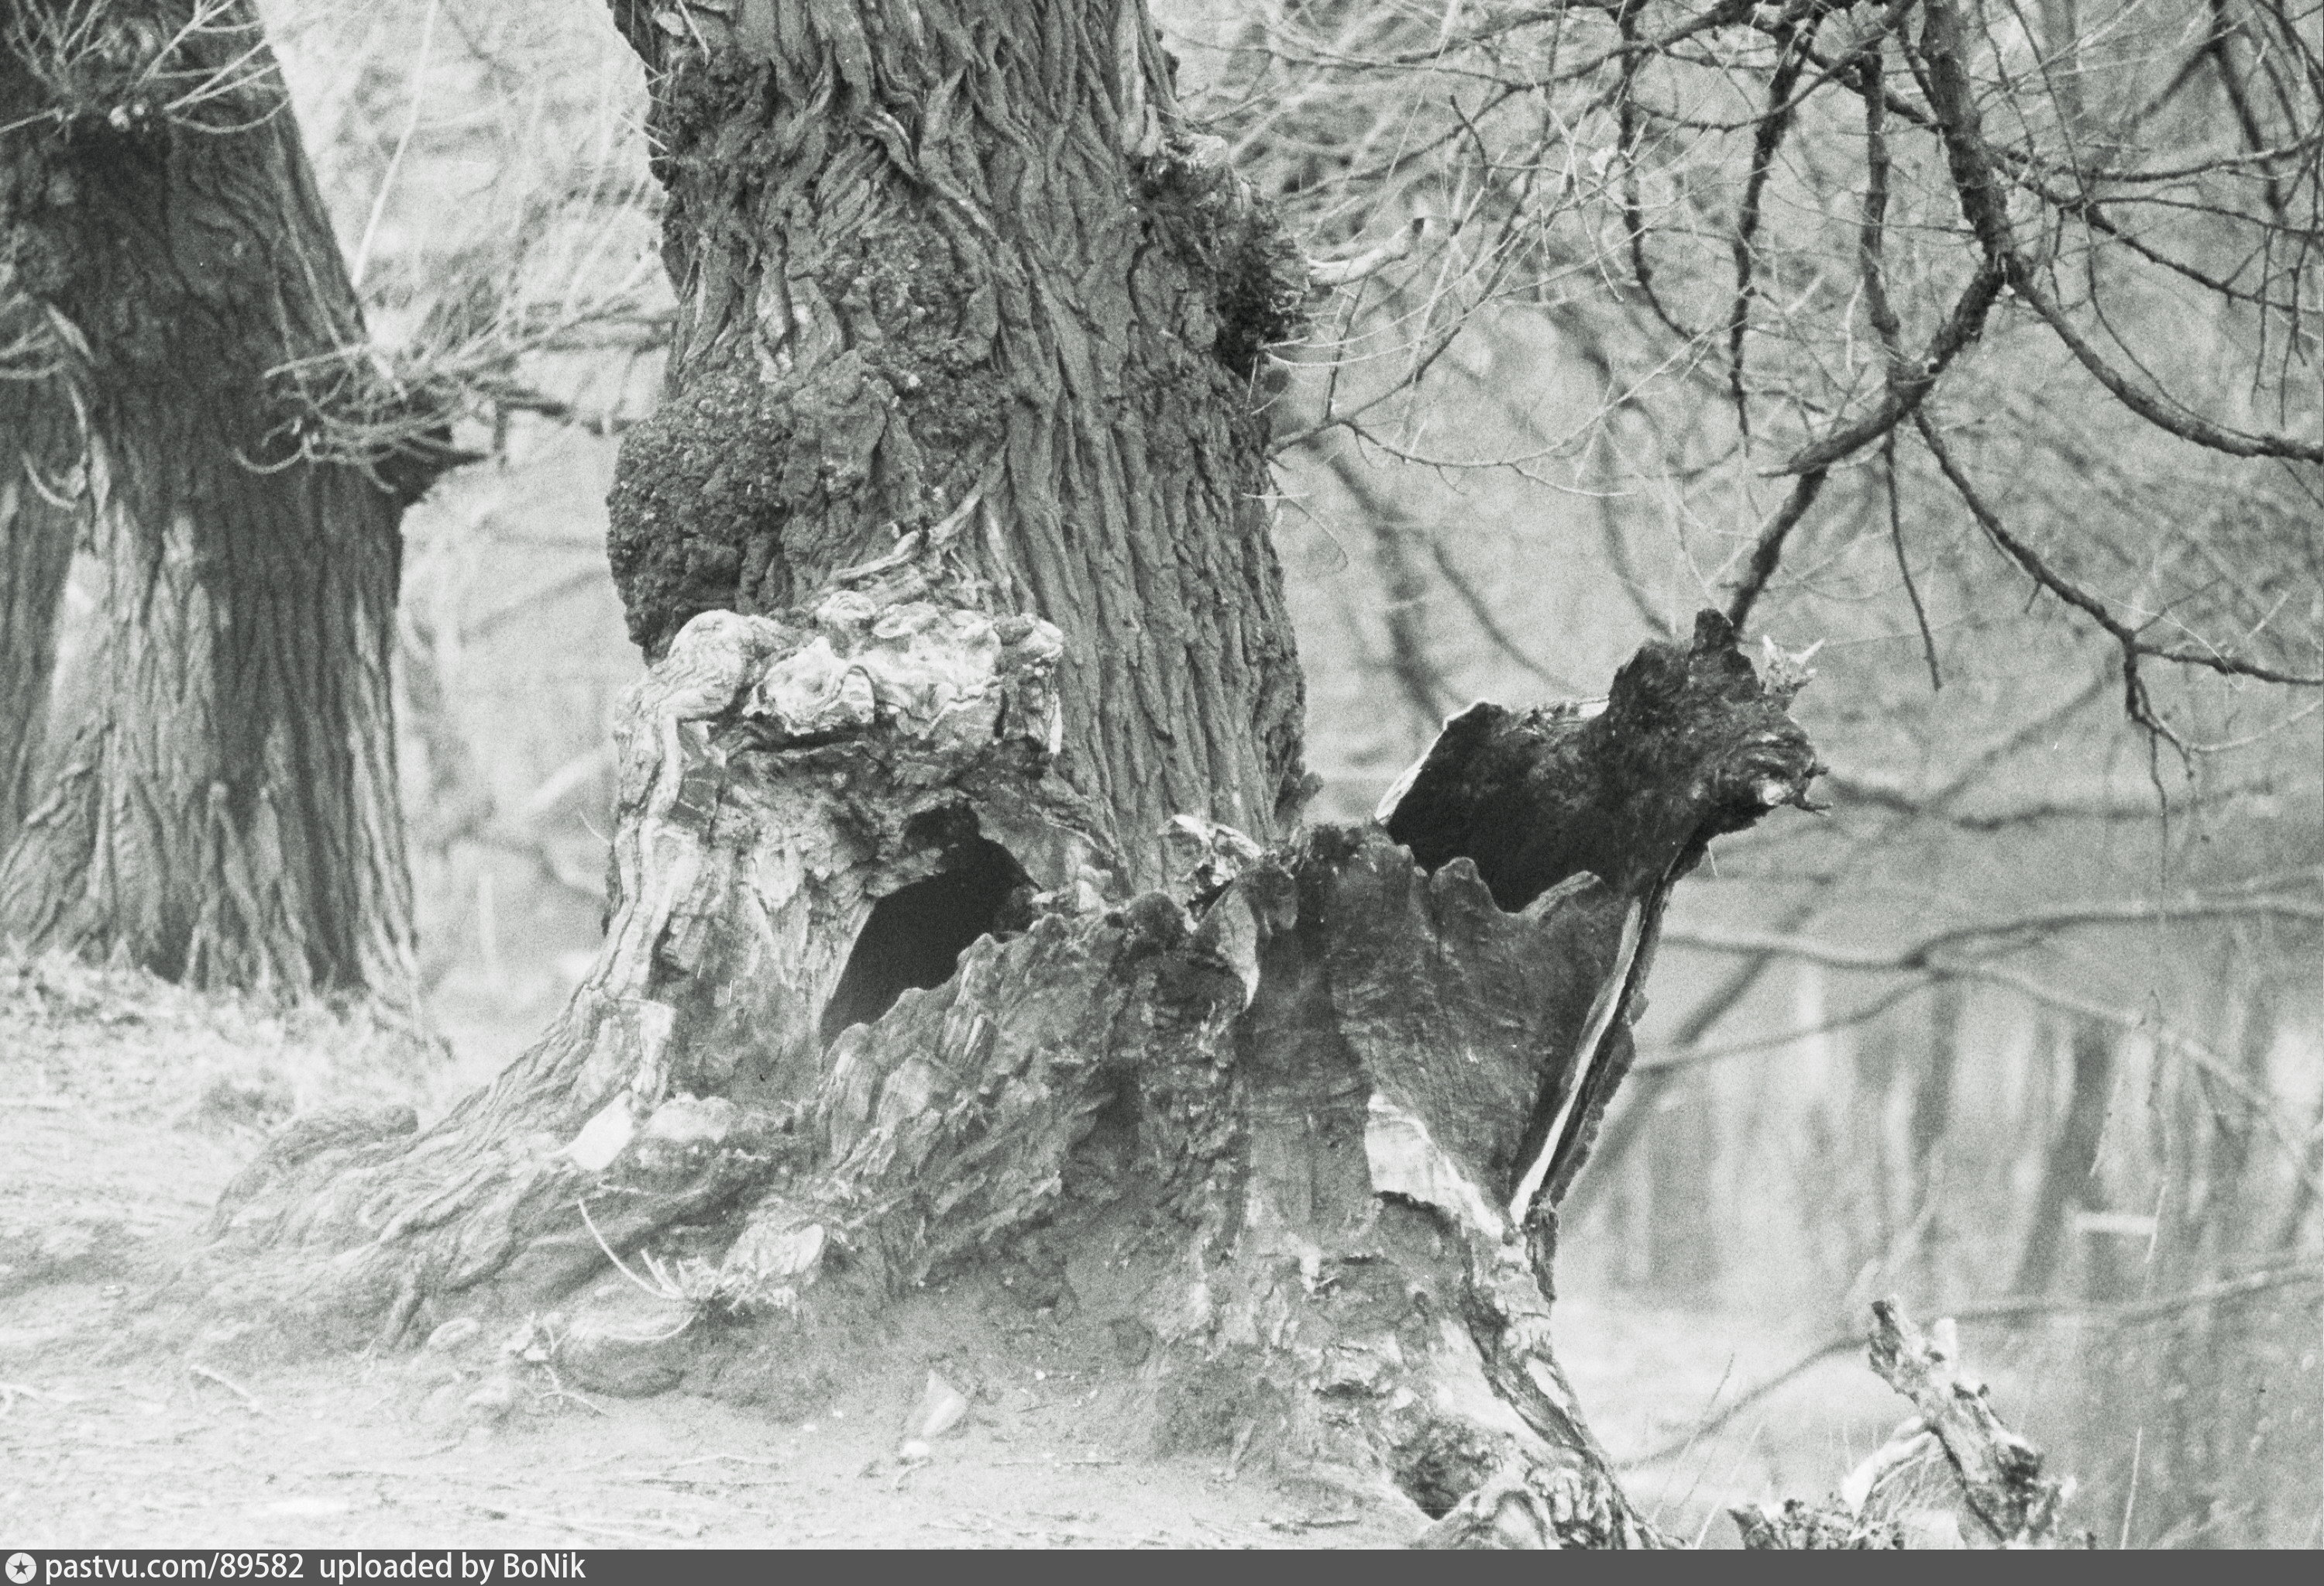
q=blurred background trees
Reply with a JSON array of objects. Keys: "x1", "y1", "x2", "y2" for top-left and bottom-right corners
[{"x1": 3, "y1": 0, "x2": 2318, "y2": 1546}]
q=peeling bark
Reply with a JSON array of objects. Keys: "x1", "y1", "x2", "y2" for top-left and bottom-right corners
[{"x1": 203, "y1": 592, "x2": 1095, "y2": 1325}]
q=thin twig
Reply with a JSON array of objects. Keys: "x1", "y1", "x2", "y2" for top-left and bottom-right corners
[
  {"x1": 1726, "y1": 23, "x2": 1815, "y2": 439},
  {"x1": 1884, "y1": 435, "x2": 1942, "y2": 690},
  {"x1": 187, "y1": 1364, "x2": 266, "y2": 1413},
  {"x1": 1627, "y1": 1260, "x2": 2324, "y2": 1468},
  {"x1": 576, "y1": 1196, "x2": 680, "y2": 1302},
  {"x1": 349, "y1": 0, "x2": 442, "y2": 290}
]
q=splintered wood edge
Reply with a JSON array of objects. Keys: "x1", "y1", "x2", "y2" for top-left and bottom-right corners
[{"x1": 1866, "y1": 1298, "x2": 2061, "y2": 1543}]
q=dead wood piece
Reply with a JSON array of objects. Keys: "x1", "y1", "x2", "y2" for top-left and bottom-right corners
[
  {"x1": 187, "y1": 1363, "x2": 266, "y2": 1413},
  {"x1": 1379, "y1": 609, "x2": 1820, "y2": 911},
  {"x1": 1865, "y1": 1298, "x2": 2078, "y2": 1546},
  {"x1": 1732, "y1": 1498, "x2": 1906, "y2": 1550},
  {"x1": 1415, "y1": 1458, "x2": 1638, "y2": 1549},
  {"x1": 1375, "y1": 610, "x2": 1820, "y2": 1217},
  {"x1": 1735, "y1": 1300, "x2": 2086, "y2": 1548}
]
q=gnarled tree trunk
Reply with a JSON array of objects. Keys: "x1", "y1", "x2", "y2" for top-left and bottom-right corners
[
  {"x1": 202, "y1": 602, "x2": 1816, "y2": 1546},
  {"x1": 596, "y1": 0, "x2": 1308, "y2": 887},
  {"x1": 0, "y1": 1, "x2": 436, "y2": 999},
  {"x1": 191, "y1": 0, "x2": 1827, "y2": 1547}
]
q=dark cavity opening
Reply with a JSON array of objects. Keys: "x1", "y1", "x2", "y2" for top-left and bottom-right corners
[
  {"x1": 819, "y1": 837, "x2": 1030, "y2": 1047},
  {"x1": 1391, "y1": 1446, "x2": 1473, "y2": 1521}
]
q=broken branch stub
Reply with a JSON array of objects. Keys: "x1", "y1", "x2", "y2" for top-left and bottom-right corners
[
  {"x1": 1378, "y1": 608, "x2": 1820, "y2": 1218},
  {"x1": 1866, "y1": 1299, "x2": 2078, "y2": 1546},
  {"x1": 1733, "y1": 1301, "x2": 2088, "y2": 1549},
  {"x1": 1380, "y1": 609, "x2": 1820, "y2": 910}
]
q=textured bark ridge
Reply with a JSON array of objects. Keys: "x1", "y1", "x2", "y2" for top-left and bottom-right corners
[
  {"x1": 600, "y1": 0, "x2": 1309, "y2": 887},
  {"x1": 201, "y1": 594, "x2": 1817, "y2": 1547},
  {"x1": 0, "y1": 2, "x2": 438, "y2": 997},
  {"x1": 0, "y1": 387, "x2": 77, "y2": 847},
  {"x1": 201, "y1": 577, "x2": 1095, "y2": 1316}
]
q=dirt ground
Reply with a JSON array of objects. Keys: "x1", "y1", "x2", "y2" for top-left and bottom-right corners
[{"x1": 0, "y1": 952, "x2": 1913, "y2": 1549}]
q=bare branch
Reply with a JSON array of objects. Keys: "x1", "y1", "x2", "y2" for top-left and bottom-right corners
[
  {"x1": 1911, "y1": 0, "x2": 2324, "y2": 466},
  {"x1": 1915, "y1": 415, "x2": 2324, "y2": 730},
  {"x1": 1723, "y1": 469, "x2": 1827, "y2": 629},
  {"x1": 1725, "y1": 22, "x2": 1815, "y2": 439},
  {"x1": 1634, "y1": 1261, "x2": 2324, "y2": 1470},
  {"x1": 1306, "y1": 215, "x2": 1437, "y2": 288},
  {"x1": 1663, "y1": 920, "x2": 2324, "y2": 1189}
]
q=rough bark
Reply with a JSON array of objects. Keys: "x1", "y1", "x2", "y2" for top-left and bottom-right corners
[
  {"x1": 0, "y1": 383, "x2": 78, "y2": 845},
  {"x1": 1380, "y1": 611, "x2": 1820, "y2": 1212},
  {"x1": 598, "y1": 0, "x2": 1309, "y2": 889},
  {"x1": 0, "y1": 2, "x2": 438, "y2": 997}
]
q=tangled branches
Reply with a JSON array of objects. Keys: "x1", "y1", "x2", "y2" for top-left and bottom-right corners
[{"x1": 1188, "y1": 0, "x2": 2323, "y2": 738}]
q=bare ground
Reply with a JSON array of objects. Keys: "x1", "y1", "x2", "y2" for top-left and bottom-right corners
[{"x1": 0, "y1": 953, "x2": 1912, "y2": 1549}]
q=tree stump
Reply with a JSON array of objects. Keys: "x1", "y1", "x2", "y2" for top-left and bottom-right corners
[{"x1": 196, "y1": 593, "x2": 1817, "y2": 1546}]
